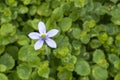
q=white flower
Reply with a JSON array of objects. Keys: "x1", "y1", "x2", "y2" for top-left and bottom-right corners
[{"x1": 28, "y1": 21, "x2": 59, "y2": 50}]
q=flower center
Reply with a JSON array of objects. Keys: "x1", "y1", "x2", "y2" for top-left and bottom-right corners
[{"x1": 41, "y1": 34, "x2": 46, "y2": 39}]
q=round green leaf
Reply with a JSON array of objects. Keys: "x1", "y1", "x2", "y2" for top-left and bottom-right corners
[
  {"x1": 17, "y1": 63, "x2": 32, "y2": 79},
  {"x1": 58, "y1": 70, "x2": 72, "y2": 80},
  {"x1": 0, "y1": 23, "x2": 16, "y2": 37},
  {"x1": 38, "y1": 61, "x2": 50, "y2": 78},
  {"x1": 51, "y1": 7, "x2": 63, "y2": 21},
  {"x1": 93, "y1": 49, "x2": 105, "y2": 63},
  {"x1": 75, "y1": 59, "x2": 90, "y2": 76},
  {"x1": 17, "y1": 35, "x2": 30, "y2": 45},
  {"x1": 0, "y1": 53, "x2": 15, "y2": 70},
  {"x1": 0, "y1": 73, "x2": 8, "y2": 80},
  {"x1": 74, "y1": 0, "x2": 88, "y2": 8},
  {"x1": 92, "y1": 66, "x2": 108, "y2": 80},
  {"x1": 59, "y1": 17, "x2": 72, "y2": 32},
  {"x1": 115, "y1": 73, "x2": 120, "y2": 80},
  {"x1": 0, "y1": 64, "x2": 7, "y2": 72},
  {"x1": 18, "y1": 46, "x2": 40, "y2": 66}
]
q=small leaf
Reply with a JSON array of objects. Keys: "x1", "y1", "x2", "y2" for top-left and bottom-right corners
[
  {"x1": 38, "y1": 61, "x2": 50, "y2": 78},
  {"x1": 17, "y1": 63, "x2": 32, "y2": 79},
  {"x1": 51, "y1": 7, "x2": 63, "y2": 21},
  {"x1": 75, "y1": 59, "x2": 90, "y2": 76},
  {"x1": 17, "y1": 35, "x2": 30, "y2": 46},
  {"x1": 18, "y1": 5, "x2": 28, "y2": 14},
  {"x1": 37, "y1": 3, "x2": 51, "y2": 17},
  {"x1": 18, "y1": 46, "x2": 40, "y2": 66},
  {"x1": 114, "y1": 73, "x2": 120, "y2": 80},
  {"x1": 0, "y1": 73, "x2": 8, "y2": 80},
  {"x1": 93, "y1": 49, "x2": 105, "y2": 64},
  {"x1": 0, "y1": 23, "x2": 16, "y2": 37},
  {"x1": 74, "y1": 0, "x2": 88, "y2": 8},
  {"x1": 92, "y1": 66, "x2": 108, "y2": 80},
  {"x1": 0, "y1": 64, "x2": 7, "y2": 72},
  {"x1": 59, "y1": 17, "x2": 72, "y2": 32},
  {"x1": 0, "y1": 45, "x2": 5, "y2": 55},
  {"x1": 57, "y1": 69, "x2": 72, "y2": 80},
  {"x1": 0, "y1": 53, "x2": 15, "y2": 70},
  {"x1": 72, "y1": 27, "x2": 81, "y2": 40}
]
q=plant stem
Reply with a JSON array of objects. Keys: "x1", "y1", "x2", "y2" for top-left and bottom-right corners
[{"x1": 45, "y1": 45, "x2": 50, "y2": 61}]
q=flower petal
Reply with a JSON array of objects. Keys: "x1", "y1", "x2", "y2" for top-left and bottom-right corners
[
  {"x1": 38, "y1": 21, "x2": 46, "y2": 34},
  {"x1": 34, "y1": 40, "x2": 44, "y2": 50},
  {"x1": 47, "y1": 29, "x2": 59, "y2": 37},
  {"x1": 28, "y1": 32, "x2": 40, "y2": 39},
  {"x1": 45, "y1": 38, "x2": 57, "y2": 48}
]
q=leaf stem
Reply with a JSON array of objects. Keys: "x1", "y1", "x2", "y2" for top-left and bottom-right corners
[{"x1": 45, "y1": 45, "x2": 50, "y2": 61}]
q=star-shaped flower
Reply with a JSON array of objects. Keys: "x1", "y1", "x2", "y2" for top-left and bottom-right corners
[{"x1": 28, "y1": 21, "x2": 59, "y2": 50}]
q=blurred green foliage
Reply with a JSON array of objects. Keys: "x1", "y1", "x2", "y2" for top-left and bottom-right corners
[{"x1": 0, "y1": 0, "x2": 120, "y2": 80}]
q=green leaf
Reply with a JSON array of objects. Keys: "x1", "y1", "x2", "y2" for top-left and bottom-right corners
[
  {"x1": 80, "y1": 31, "x2": 90, "y2": 44},
  {"x1": 37, "y1": 3, "x2": 51, "y2": 17},
  {"x1": 1, "y1": 8, "x2": 12, "y2": 23},
  {"x1": 108, "y1": 54, "x2": 119, "y2": 64},
  {"x1": 21, "y1": 0, "x2": 31, "y2": 5},
  {"x1": 0, "y1": 45, "x2": 5, "y2": 55},
  {"x1": 0, "y1": 23, "x2": 16, "y2": 37},
  {"x1": 5, "y1": 0, "x2": 17, "y2": 6},
  {"x1": 27, "y1": 19, "x2": 39, "y2": 30},
  {"x1": 72, "y1": 26, "x2": 81, "y2": 40},
  {"x1": 53, "y1": 46, "x2": 69, "y2": 58},
  {"x1": 93, "y1": 49, "x2": 105, "y2": 63},
  {"x1": 75, "y1": 59, "x2": 90, "y2": 76},
  {"x1": 0, "y1": 53, "x2": 15, "y2": 70},
  {"x1": 98, "y1": 32, "x2": 108, "y2": 44},
  {"x1": 29, "y1": 5, "x2": 37, "y2": 16},
  {"x1": 18, "y1": 46, "x2": 40, "y2": 67},
  {"x1": 0, "y1": 64, "x2": 7, "y2": 72},
  {"x1": 115, "y1": 34, "x2": 120, "y2": 47},
  {"x1": 114, "y1": 60, "x2": 120, "y2": 70},
  {"x1": 59, "y1": 17, "x2": 72, "y2": 32},
  {"x1": 51, "y1": 7, "x2": 63, "y2": 22},
  {"x1": 83, "y1": 20, "x2": 96, "y2": 29},
  {"x1": 93, "y1": 49, "x2": 109, "y2": 68},
  {"x1": 89, "y1": 39, "x2": 101, "y2": 49},
  {"x1": 110, "y1": 0, "x2": 118, "y2": 4},
  {"x1": 8, "y1": 72, "x2": 21, "y2": 80},
  {"x1": 92, "y1": 66, "x2": 108, "y2": 80},
  {"x1": 74, "y1": 0, "x2": 88, "y2": 8},
  {"x1": 6, "y1": 45, "x2": 18, "y2": 60},
  {"x1": 0, "y1": 73, "x2": 8, "y2": 80},
  {"x1": 57, "y1": 69, "x2": 72, "y2": 80},
  {"x1": 18, "y1": 5, "x2": 28, "y2": 14},
  {"x1": 115, "y1": 73, "x2": 120, "y2": 80},
  {"x1": 17, "y1": 63, "x2": 32, "y2": 79},
  {"x1": 17, "y1": 35, "x2": 30, "y2": 46},
  {"x1": 38, "y1": 61, "x2": 50, "y2": 78}
]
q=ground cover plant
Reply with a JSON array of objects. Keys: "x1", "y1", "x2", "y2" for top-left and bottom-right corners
[{"x1": 0, "y1": 0, "x2": 120, "y2": 80}]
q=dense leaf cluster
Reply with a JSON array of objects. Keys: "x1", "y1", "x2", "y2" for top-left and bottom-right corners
[{"x1": 0, "y1": 0, "x2": 120, "y2": 80}]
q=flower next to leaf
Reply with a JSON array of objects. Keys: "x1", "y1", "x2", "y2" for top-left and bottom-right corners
[{"x1": 28, "y1": 21, "x2": 59, "y2": 50}]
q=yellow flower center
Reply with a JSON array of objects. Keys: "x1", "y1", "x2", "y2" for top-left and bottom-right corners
[{"x1": 41, "y1": 34, "x2": 46, "y2": 39}]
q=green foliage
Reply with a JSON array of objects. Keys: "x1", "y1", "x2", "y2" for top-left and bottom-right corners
[
  {"x1": 0, "y1": 0, "x2": 120, "y2": 79},
  {"x1": 17, "y1": 63, "x2": 32, "y2": 79},
  {"x1": 0, "y1": 73, "x2": 8, "y2": 80},
  {"x1": 92, "y1": 65, "x2": 108, "y2": 80},
  {"x1": 0, "y1": 53, "x2": 15, "y2": 70},
  {"x1": 75, "y1": 59, "x2": 90, "y2": 76}
]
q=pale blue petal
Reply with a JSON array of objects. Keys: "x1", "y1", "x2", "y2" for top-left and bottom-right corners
[
  {"x1": 45, "y1": 38, "x2": 57, "y2": 48},
  {"x1": 38, "y1": 21, "x2": 46, "y2": 34},
  {"x1": 28, "y1": 32, "x2": 40, "y2": 39},
  {"x1": 34, "y1": 40, "x2": 44, "y2": 50},
  {"x1": 47, "y1": 29, "x2": 59, "y2": 37}
]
